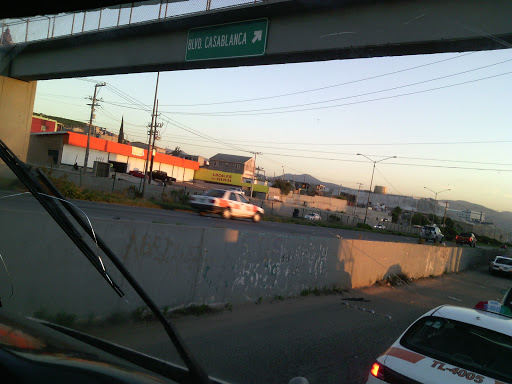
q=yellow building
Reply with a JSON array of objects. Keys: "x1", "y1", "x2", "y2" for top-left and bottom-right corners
[{"x1": 194, "y1": 168, "x2": 269, "y2": 193}]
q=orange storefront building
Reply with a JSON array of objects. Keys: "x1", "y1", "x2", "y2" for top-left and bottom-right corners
[{"x1": 27, "y1": 131, "x2": 199, "y2": 182}]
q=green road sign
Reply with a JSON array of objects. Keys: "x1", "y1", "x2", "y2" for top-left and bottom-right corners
[{"x1": 185, "y1": 19, "x2": 268, "y2": 61}]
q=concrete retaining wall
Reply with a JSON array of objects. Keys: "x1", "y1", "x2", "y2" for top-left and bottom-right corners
[{"x1": 0, "y1": 210, "x2": 500, "y2": 319}]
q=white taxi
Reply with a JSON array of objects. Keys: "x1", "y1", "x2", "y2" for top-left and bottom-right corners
[
  {"x1": 190, "y1": 189, "x2": 264, "y2": 222},
  {"x1": 367, "y1": 301, "x2": 512, "y2": 384}
]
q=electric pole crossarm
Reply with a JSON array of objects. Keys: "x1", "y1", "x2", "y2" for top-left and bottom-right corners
[{"x1": 83, "y1": 82, "x2": 106, "y2": 174}]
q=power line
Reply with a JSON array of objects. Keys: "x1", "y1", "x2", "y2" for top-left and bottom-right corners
[
  {"x1": 98, "y1": 65, "x2": 512, "y2": 116},
  {"x1": 37, "y1": 91, "x2": 512, "y2": 166},
  {"x1": 149, "y1": 136, "x2": 512, "y2": 166},
  {"x1": 85, "y1": 52, "x2": 477, "y2": 108},
  {"x1": 99, "y1": 83, "x2": 252, "y2": 153},
  {"x1": 154, "y1": 57, "x2": 512, "y2": 115},
  {"x1": 129, "y1": 133, "x2": 512, "y2": 147},
  {"x1": 374, "y1": 167, "x2": 405, "y2": 196},
  {"x1": 259, "y1": 152, "x2": 512, "y2": 172},
  {"x1": 158, "y1": 70, "x2": 512, "y2": 116}
]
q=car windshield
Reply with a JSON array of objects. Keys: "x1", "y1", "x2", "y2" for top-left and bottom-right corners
[
  {"x1": 496, "y1": 257, "x2": 512, "y2": 265},
  {"x1": 401, "y1": 316, "x2": 512, "y2": 383},
  {"x1": 2, "y1": 1, "x2": 512, "y2": 383}
]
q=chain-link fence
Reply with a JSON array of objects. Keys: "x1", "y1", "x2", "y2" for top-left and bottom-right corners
[{"x1": 0, "y1": 0, "x2": 277, "y2": 46}]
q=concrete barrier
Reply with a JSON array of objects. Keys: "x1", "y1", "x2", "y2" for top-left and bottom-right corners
[{"x1": 0, "y1": 210, "x2": 500, "y2": 319}]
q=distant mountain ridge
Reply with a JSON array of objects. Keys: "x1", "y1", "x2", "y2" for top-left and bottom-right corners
[
  {"x1": 282, "y1": 174, "x2": 512, "y2": 233},
  {"x1": 282, "y1": 173, "x2": 341, "y2": 193}
]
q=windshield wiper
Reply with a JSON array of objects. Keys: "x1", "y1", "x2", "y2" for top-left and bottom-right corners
[
  {"x1": 0, "y1": 139, "x2": 211, "y2": 384},
  {"x1": 0, "y1": 139, "x2": 124, "y2": 297}
]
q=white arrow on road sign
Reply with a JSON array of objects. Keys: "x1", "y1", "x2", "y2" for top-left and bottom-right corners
[{"x1": 252, "y1": 30, "x2": 263, "y2": 43}]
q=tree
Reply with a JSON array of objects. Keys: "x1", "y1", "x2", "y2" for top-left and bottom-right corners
[
  {"x1": 118, "y1": 116, "x2": 125, "y2": 144},
  {"x1": 411, "y1": 213, "x2": 429, "y2": 226},
  {"x1": 272, "y1": 179, "x2": 292, "y2": 195},
  {"x1": 411, "y1": 213, "x2": 441, "y2": 226},
  {"x1": 170, "y1": 146, "x2": 182, "y2": 157},
  {"x1": 391, "y1": 206, "x2": 402, "y2": 223}
]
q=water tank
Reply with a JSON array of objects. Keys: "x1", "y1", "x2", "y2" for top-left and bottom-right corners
[{"x1": 374, "y1": 185, "x2": 387, "y2": 195}]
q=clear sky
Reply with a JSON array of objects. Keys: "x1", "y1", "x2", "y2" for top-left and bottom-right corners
[{"x1": 33, "y1": 48, "x2": 512, "y2": 212}]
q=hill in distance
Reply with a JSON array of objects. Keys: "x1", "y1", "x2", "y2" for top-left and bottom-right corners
[{"x1": 281, "y1": 174, "x2": 512, "y2": 233}]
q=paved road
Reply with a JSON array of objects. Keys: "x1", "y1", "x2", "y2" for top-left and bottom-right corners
[
  {"x1": 85, "y1": 267, "x2": 511, "y2": 384},
  {"x1": 0, "y1": 192, "x2": 428, "y2": 244}
]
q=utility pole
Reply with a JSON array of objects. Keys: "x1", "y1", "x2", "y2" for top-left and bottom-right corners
[
  {"x1": 443, "y1": 201, "x2": 448, "y2": 227},
  {"x1": 249, "y1": 152, "x2": 262, "y2": 198},
  {"x1": 142, "y1": 72, "x2": 160, "y2": 198},
  {"x1": 149, "y1": 100, "x2": 163, "y2": 182},
  {"x1": 357, "y1": 154, "x2": 396, "y2": 224},
  {"x1": 352, "y1": 182, "x2": 363, "y2": 222},
  {"x1": 409, "y1": 196, "x2": 415, "y2": 227},
  {"x1": 83, "y1": 82, "x2": 105, "y2": 175}
]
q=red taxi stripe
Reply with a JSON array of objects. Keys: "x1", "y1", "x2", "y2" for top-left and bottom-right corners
[{"x1": 383, "y1": 347, "x2": 426, "y2": 364}]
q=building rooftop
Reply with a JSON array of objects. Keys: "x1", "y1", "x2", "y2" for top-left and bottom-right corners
[{"x1": 210, "y1": 153, "x2": 252, "y2": 163}]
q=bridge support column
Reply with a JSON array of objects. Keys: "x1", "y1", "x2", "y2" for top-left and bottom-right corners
[{"x1": 0, "y1": 76, "x2": 37, "y2": 162}]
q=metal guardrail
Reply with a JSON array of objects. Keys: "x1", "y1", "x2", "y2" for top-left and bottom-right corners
[{"x1": 0, "y1": 0, "x2": 271, "y2": 46}]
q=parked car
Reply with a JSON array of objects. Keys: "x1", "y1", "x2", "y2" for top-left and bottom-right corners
[
  {"x1": 128, "y1": 170, "x2": 145, "y2": 178},
  {"x1": 500, "y1": 244, "x2": 508, "y2": 250},
  {"x1": 150, "y1": 170, "x2": 169, "y2": 181},
  {"x1": 228, "y1": 188, "x2": 245, "y2": 195},
  {"x1": 374, "y1": 224, "x2": 385, "y2": 230},
  {"x1": 150, "y1": 170, "x2": 176, "y2": 183},
  {"x1": 489, "y1": 256, "x2": 512, "y2": 275},
  {"x1": 456, "y1": 232, "x2": 477, "y2": 247},
  {"x1": 190, "y1": 189, "x2": 263, "y2": 222},
  {"x1": 304, "y1": 213, "x2": 321, "y2": 221},
  {"x1": 420, "y1": 225, "x2": 444, "y2": 243},
  {"x1": 367, "y1": 302, "x2": 512, "y2": 384}
]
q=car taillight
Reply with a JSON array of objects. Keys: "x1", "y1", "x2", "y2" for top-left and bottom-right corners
[{"x1": 370, "y1": 362, "x2": 386, "y2": 381}]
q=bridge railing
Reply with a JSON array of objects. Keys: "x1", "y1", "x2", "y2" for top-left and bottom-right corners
[{"x1": 0, "y1": 0, "x2": 273, "y2": 46}]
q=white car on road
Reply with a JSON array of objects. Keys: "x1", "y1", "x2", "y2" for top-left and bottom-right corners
[
  {"x1": 489, "y1": 256, "x2": 512, "y2": 275},
  {"x1": 367, "y1": 301, "x2": 512, "y2": 384},
  {"x1": 190, "y1": 189, "x2": 264, "y2": 222},
  {"x1": 374, "y1": 224, "x2": 386, "y2": 230},
  {"x1": 304, "y1": 213, "x2": 321, "y2": 221}
]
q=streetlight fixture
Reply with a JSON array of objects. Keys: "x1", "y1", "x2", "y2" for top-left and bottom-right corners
[
  {"x1": 357, "y1": 154, "x2": 397, "y2": 224},
  {"x1": 424, "y1": 187, "x2": 451, "y2": 223}
]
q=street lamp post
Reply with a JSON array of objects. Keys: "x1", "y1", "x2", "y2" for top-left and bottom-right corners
[
  {"x1": 424, "y1": 187, "x2": 451, "y2": 223},
  {"x1": 357, "y1": 154, "x2": 396, "y2": 224}
]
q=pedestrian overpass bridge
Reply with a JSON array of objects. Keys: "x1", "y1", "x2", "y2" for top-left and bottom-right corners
[
  {"x1": 0, "y1": 0, "x2": 511, "y2": 161},
  {"x1": 1, "y1": 0, "x2": 511, "y2": 80}
]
